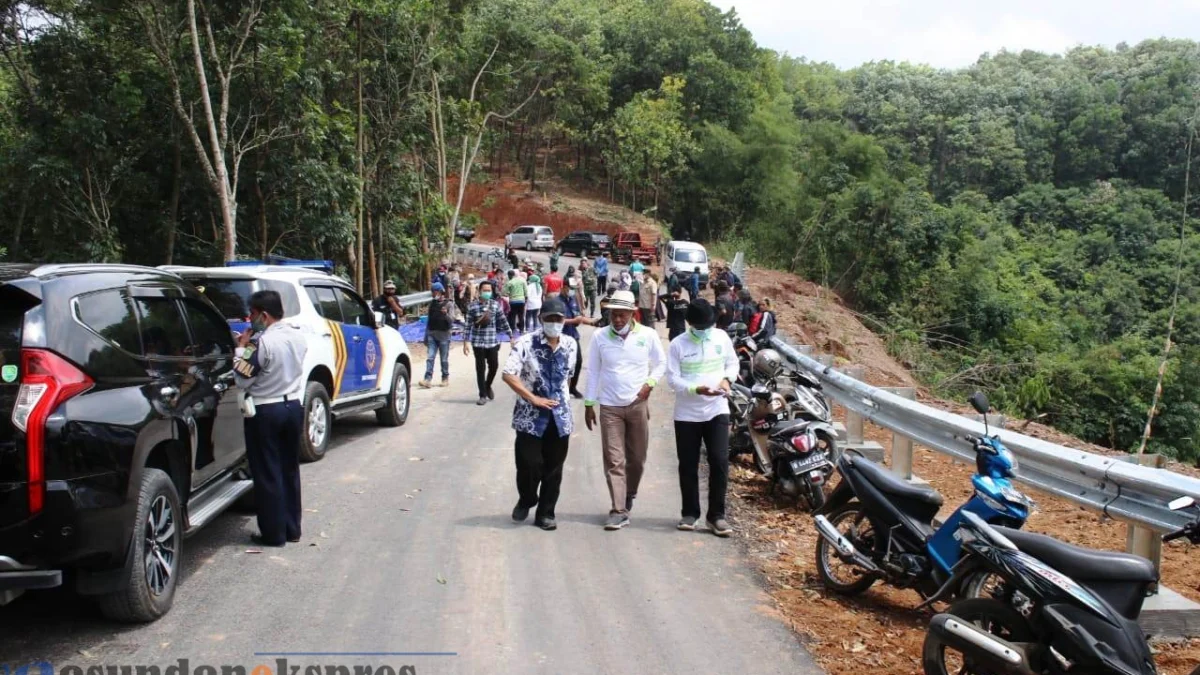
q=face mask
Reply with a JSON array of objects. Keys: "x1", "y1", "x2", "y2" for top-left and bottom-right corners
[
  {"x1": 615, "y1": 323, "x2": 632, "y2": 337},
  {"x1": 689, "y1": 326, "x2": 712, "y2": 340},
  {"x1": 480, "y1": 291, "x2": 493, "y2": 300},
  {"x1": 251, "y1": 314, "x2": 267, "y2": 332},
  {"x1": 542, "y1": 321, "x2": 564, "y2": 338}
]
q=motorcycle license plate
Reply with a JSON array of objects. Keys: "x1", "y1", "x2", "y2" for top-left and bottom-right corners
[{"x1": 790, "y1": 453, "x2": 827, "y2": 474}]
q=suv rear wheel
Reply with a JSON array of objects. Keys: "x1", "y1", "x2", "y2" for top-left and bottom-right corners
[
  {"x1": 98, "y1": 468, "x2": 181, "y2": 622},
  {"x1": 301, "y1": 380, "x2": 331, "y2": 462},
  {"x1": 376, "y1": 362, "x2": 410, "y2": 427}
]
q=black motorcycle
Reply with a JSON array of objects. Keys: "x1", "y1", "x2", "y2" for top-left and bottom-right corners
[
  {"x1": 922, "y1": 501, "x2": 1200, "y2": 675},
  {"x1": 735, "y1": 383, "x2": 838, "y2": 510}
]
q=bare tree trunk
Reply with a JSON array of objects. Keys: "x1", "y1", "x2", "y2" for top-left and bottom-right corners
[
  {"x1": 186, "y1": 0, "x2": 236, "y2": 260},
  {"x1": 12, "y1": 184, "x2": 28, "y2": 254},
  {"x1": 165, "y1": 129, "x2": 182, "y2": 264},
  {"x1": 255, "y1": 150, "x2": 268, "y2": 257},
  {"x1": 367, "y1": 210, "x2": 378, "y2": 298},
  {"x1": 354, "y1": 12, "x2": 365, "y2": 293}
]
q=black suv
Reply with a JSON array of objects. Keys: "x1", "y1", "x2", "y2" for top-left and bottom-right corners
[
  {"x1": 556, "y1": 231, "x2": 610, "y2": 258},
  {"x1": 0, "y1": 264, "x2": 250, "y2": 621}
]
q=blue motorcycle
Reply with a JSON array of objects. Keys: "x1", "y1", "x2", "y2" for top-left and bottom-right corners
[{"x1": 812, "y1": 392, "x2": 1032, "y2": 600}]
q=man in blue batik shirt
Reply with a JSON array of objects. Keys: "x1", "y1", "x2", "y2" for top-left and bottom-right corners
[{"x1": 501, "y1": 298, "x2": 578, "y2": 531}]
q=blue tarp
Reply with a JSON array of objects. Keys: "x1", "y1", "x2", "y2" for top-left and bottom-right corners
[{"x1": 399, "y1": 320, "x2": 513, "y2": 344}]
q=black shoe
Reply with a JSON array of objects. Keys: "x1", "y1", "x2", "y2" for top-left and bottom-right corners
[
  {"x1": 535, "y1": 517, "x2": 557, "y2": 531},
  {"x1": 512, "y1": 504, "x2": 531, "y2": 522},
  {"x1": 625, "y1": 493, "x2": 635, "y2": 512},
  {"x1": 477, "y1": 397, "x2": 487, "y2": 406},
  {"x1": 570, "y1": 389, "x2": 583, "y2": 399},
  {"x1": 286, "y1": 533, "x2": 301, "y2": 543},
  {"x1": 487, "y1": 385, "x2": 495, "y2": 400},
  {"x1": 250, "y1": 534, "x2": 285, "y2": 547}
]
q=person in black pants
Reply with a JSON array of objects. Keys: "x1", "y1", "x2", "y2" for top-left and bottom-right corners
[
  {"x1": 233, "y1": 290, "x2": 309, "y2": 547},
  {"x1": 464, "y1": 281, "x2": 512, "y2": 406},
  {"x1": 501, "y1": 299, "x2": 579, "y2": 531},
  {"x1": 665, "y1": 299, "x2": 740, "y2": 536}
]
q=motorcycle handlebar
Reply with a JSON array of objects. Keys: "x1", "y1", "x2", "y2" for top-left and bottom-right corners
[{"x1": 1163, "y1": 523, "x2": 1198, "y2": 543}]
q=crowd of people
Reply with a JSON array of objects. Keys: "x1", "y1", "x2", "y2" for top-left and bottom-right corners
[
  {"x1": 229, "y1": 249, "x2": 779, "y2": 546},
  {"x1": 405, "y1": 250, "x2": 781, "y2": 536}
]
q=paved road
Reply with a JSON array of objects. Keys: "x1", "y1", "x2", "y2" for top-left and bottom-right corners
[
  {"x1": 458, "y1": 242, "x2": 634, "y2": 278},
  {"x1": 0, "y1": 326, "x2": 819, "y2": 675}
]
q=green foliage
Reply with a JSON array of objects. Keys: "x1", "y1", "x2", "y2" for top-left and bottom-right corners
[{"x1": 0, "y1": 2, "x2": 1198, "y2": 460}]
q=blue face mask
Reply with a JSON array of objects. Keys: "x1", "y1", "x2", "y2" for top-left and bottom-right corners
[{"x1": 689, "y1": 326, "x2": 712, "y2": 340}]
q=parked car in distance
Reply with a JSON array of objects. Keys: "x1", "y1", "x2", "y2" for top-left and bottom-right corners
[
  {"x1": 665, "y1": 241, "x2": 710, "y2": 288},
  {"x1": 165, "y1": 263, "x2": 412, "y2": 463},
  {"x1": 0, "y1": 263, "x2": 251, "y2": 621},
  {"x1": 505, "y1": 225, "x2": 555, "y2": 251},
  {"x1": 455, "y1": 226, "x2": 475, "y2": 243},
  {"x1": 611, "y1": 232, "x2": 658, "y2": 265},
  {"x1": 557, "y1": 231, "x2": 610, "y2": 258}
]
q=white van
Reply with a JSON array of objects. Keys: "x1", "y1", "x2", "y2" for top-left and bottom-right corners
[
  {"x1": 505, "y1": 224, "x2": 556, "y2": 251},
  {"x1": 665, "y1": 241, "x2": 709, "y2": 289}
]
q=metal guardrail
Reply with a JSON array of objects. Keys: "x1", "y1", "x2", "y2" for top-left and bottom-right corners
[
  {"x1": 769, "y1": 336, "x2": 1200, "y2": 534},
  {"x1": 396, "y1": 291, "x2": 432, "y2": 308}
]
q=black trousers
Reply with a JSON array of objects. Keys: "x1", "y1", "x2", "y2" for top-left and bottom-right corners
[
  {"x1": 244, "y1": 400, "x2": 303, "y2": 545},
  {"x1": 514, "y1": 420, "x2": 571, "y2": 520},
  {"x1": 674, "y1": 414, "x2": 731, "y2": 521},
  {"x1": 597, "y1": 275, "x2": 608, "y2": 293},
  {"x1": 474, "y1": 345, "x2": 500, "y2": 397},
  {"x1": 508, "y1": 301, "x2": 525, "y2": 333},
  {"x1": 570, "y1": 338, "x2": 583, "y2": 393}
]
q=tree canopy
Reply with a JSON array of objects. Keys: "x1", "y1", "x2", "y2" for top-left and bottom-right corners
[{"x1": 1, "y1": 1, "x2": 1198, "y2": 459}]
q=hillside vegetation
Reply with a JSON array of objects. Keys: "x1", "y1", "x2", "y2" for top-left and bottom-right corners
[{"x1": 1, "y1": 1, "x2": 1198, "y2": 459}]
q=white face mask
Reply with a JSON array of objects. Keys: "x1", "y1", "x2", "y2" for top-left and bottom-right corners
[
  {"x1": 542, "y1": 321, "x2": 565, "y2": 339},
  {"x1": 615, "y1": 323, "x2": 632, "y2": 336}
]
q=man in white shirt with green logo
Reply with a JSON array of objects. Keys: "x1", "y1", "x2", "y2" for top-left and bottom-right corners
[
  {"x1": 583, "y1": 290, "x2": 666, "y2": 531},
  {"x1": 665, "y1": 298, "x2": 739, "y2": 536}
]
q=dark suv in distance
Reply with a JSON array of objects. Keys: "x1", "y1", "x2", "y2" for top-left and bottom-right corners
[
  {"x1": 0, "y1": 264, "x2": 250, "y2": 622},
  {"x1": 556, "y1": 231, "x2": 610, "y2": 258}
]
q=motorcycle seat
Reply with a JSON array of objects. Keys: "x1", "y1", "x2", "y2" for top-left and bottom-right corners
[
  {"x1": 851, "y1": 456, "x2": 944, "y2": 507},
  {"x1": 994, "y1": 526, "x2": 1158, "y2": 584},
  {"x1": 769, "y1": 418, "x2": 817, "y2": 439}
]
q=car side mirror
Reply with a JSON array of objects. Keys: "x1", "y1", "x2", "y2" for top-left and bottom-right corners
[
  {"x1": 968, "y1": 392, "x2": 989, "y2": 415},
  {"x1": 374, "y1": 311, "x2": 386, "y2": 328}
]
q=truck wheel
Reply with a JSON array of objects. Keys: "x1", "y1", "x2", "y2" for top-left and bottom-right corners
[
  {"x1": 301, "y1": 380, "x2": 331, "y2": 462},
  {"x1": 97, "y1": 468, "x2": 181, "y2": 622},
  {"x1": 376, "y1": 362, "x2": 410, "y2": 427}
]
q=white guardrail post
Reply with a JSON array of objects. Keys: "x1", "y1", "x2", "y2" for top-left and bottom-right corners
[
  {"x1": 767, "y1": 333, "x2": 1200, "y2": 637},
  {"x1": 882, "y1": 387, "x2": 916, "y2": 480}
]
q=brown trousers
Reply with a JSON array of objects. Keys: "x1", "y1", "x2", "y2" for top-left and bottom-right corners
[{"x1": 599, "y1": 398, "x2": 650, "y2": 515}]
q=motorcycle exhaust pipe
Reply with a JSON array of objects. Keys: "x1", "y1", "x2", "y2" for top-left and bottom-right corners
[
  {"x1": 813, "y1": 515, "x2": 881, "y2": 574},
  {"x1": 927, "y1": 613, "x2": 1034, "y2": 675}
]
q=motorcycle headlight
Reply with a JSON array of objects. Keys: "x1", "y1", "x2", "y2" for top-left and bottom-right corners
[{"x1": 998, "y1": 485, "x2": 1028, "y2": 506}]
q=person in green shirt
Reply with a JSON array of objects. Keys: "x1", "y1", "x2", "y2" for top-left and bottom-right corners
[
  {"x1": 504, "y1": 269, "x2": 527, "y2": 335},
  {"x1": 581, "y1": 257, "x2": 598, "y2": 317}
]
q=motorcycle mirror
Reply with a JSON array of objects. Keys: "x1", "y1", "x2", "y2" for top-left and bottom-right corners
[
  {"x1": 1169, "y1": 496, "x2": 1196, "y2": 511},
  {"x1": 968, "y1": 391, "x2": 989, "y2": 415}
]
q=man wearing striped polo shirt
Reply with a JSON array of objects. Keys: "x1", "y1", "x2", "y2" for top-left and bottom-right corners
[{"x1": 582, "y1": 290, "x2": 666, "y2": 531}]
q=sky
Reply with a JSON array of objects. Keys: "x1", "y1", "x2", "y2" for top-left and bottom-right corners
[{"x1": 709, "y1": 0, "x2": 1200, "y2": 69}]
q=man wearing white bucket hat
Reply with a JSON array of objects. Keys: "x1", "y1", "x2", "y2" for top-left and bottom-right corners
[{"x1": 583, "y1": 290, "x2": 666, "y2": 530}]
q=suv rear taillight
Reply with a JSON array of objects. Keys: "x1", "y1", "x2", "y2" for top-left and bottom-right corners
[{"x1": 11, "y1": 349, "x2": 93, "y2": 514}]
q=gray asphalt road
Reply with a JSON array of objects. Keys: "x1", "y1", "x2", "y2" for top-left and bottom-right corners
[
  {"x1": 459, "y1": 242, "x2": 632, "y2": 277},
  {"x1": 0, "y1": 326, "x2": 819, "y2": 675}
]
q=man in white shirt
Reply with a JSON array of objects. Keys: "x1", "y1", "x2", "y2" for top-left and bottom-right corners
[
  {"x1": 583, "y1": 290, "x2": 666, "y2": 531},
  {"x1": 665, "y1": 298, "x2": 740, "y2": 537}
]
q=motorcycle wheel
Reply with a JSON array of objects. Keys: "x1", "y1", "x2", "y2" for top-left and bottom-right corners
[
  {"x1": 815, "y1": 504, "x2": 879, "y2": 595},
  {"x1": 922, "y1": 598, "x2": 1034, "y2": 675},
  {"x1": 806, "y1": 482, "x2": 827, "y2": 512}
]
